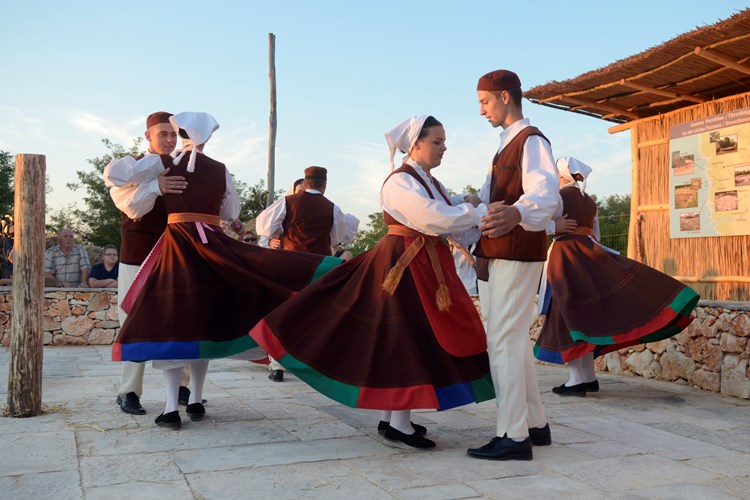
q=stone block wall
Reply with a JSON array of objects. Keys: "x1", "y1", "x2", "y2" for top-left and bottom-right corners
[
  {"x1": 2, "y1": 290, "x2": 749, "y2": 400},
  {"x1": 0, "y1": 288, "x2": 119, "y2": 347},
  {"x1": 529, "y1": 301, "x2": 750, "y2": 400}
]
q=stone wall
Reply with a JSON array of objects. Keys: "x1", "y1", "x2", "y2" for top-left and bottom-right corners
[
  {"x1": 0, "y1": 288, "x2": 119, "y2": 347},
  {"x1": 529, "y1": 301, "x2": 750, "y2": 400},
  {"x1": 2, "y1": 289, "x2": 749, "y2": 400}
]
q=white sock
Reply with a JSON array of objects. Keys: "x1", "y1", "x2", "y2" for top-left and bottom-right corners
[
  {"x1": 163, "y1": 367, "x2": 182, "y2": 414},
  {"x1": 188, "y1": 360, "x2": 209, "y2": 405},
  {"x1": 567, "y1": 352, "x2": 597, "y2": 386},
  {"x1": 581, "y1": 352, "x2": 596, "y2": 383},
  {"x1": 389, "y1": 410, "x2": 413, "y2": 435},
  {"x1": 380, "y1": 410, "x2": 391, "y2": 423}
]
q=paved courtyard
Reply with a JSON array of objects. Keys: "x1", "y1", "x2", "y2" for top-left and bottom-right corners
[{"x1": 1, "y1": 346, "x2": 749, "y2": 499}]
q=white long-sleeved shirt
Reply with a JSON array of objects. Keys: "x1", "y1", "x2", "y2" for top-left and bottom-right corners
[
  {"x1": 478, "y1": 118, "x2": 559, "y2": 232},
  {"x1": 103, "y1": 153, "x2": 240, "y2": 222},
  {"x1": 380, "y1": 159, "x2": 485, "y2": 247},
  {"x1": 255, "y1": 189, "x2": 349, "y2": 245}
]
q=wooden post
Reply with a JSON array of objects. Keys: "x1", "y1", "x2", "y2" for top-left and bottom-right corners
[
  {"x1": 7, "y1": 154, "x2": 46, "y2": 417},
  {"x1": 267, "y1": 32, "x2": 277, "y2": 206}
]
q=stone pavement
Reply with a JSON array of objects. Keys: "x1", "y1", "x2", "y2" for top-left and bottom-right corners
[{"x1": 1, "y1": 346, "x2": 749, "y2": 500}]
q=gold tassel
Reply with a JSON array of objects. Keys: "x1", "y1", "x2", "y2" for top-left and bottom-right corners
[
  {"x1": 382, "y1": 262, "x2": 406, "y2": 295},
  {"x1": 436, "y1": 283, "x2": 452, "y2": 312}
]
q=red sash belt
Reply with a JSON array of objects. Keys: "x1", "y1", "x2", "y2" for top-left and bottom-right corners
[{"x1": 382, "y1": 226, "x2": 452, "y2": 312}]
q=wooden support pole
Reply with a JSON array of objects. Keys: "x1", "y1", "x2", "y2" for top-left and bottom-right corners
[
  {"x1": 8, "y1": 154, "x2": 46, "y2": 417},
  {"x1": 267, "y1": 33, "x2": 277, "y2": 206}
]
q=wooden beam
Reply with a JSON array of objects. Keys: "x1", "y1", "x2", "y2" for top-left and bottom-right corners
[
  {"x1": 618, "y1": 79, "x2": 705, "y2": 103},
  {"x1": 672, "y1": 275, "x2": 750, "y2": 284},
  {"x1": 636, "y1": 204, "x2": 669, "y2": 212},
  {"x1": 694, "y1": 46, "x2": 750, "y2": 76},
  {"x1": 637, "y1": 138, "x2": 669, "y2": 148},
  {"x1": 540, "y1": 95, "x2": 641, "y2": 120}
]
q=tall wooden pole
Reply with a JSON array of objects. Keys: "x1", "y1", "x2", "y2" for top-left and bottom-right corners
[
  {"x1": 267, "y1": 32, "x2": 277, "y2": 206},
  {"x1": 8, "y1": 154, "x2": 46, "y2": 417}
]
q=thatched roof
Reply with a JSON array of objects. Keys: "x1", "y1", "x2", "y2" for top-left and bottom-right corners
[{"x1": 525, "y1": 9, "x2": 750, "y2": 125}]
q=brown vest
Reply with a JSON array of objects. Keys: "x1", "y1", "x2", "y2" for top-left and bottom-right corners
[
  {"x1": 474, "y1": 126, "x2": 549, "y2": 262},
  {"x1": 382, "y1": 164, "x2": 452, "y2": 227},
  {"x1": 281, "y1": 191, "x2": 334, "y2": 255},
  {"x1": 558, "y1": 185, "x2": 597, "y2": 234},
  {"x1": 159, "y1": 153, "x2": 226, "y2": 216},
  {"x1": 119, "y1": 154, "x2": 169, "y2": 265}
]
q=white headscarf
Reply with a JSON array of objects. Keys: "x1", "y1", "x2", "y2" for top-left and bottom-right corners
[
  {"x1": 556, "y1": 156, "x2": 593, "y2": 195},
  {"x1": 169, "y1": 112, "x2": 220, "y2": 173},
  {"x1": 384, "y1": 115, "x2": 428, "y2": 169}
]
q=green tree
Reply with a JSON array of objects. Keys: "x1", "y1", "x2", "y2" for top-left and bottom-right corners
[
  {"x1": 66, "y1": 138, "x2": 144, "y2": 248},
  {"x1": 0, "y1": 151, "x2": 13, "y2": 218},
  {"x1": 350, "y1": 211, "x2": 387, "y2": 256},
  {"x1": 593, "y1": 193, "x2": 631, "y2": 254},
  {"x1": 234, "y1": 178, "x2": 284, "y2": 222}
]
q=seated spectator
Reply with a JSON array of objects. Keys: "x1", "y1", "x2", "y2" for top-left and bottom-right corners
[
  {"x1": 89, "y1": 245, "x2": 119, "y2": 288},
  {"x1": 44, "y1": 227, "x2": 91, "y2": 288}
]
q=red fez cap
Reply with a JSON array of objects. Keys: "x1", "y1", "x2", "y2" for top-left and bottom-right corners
[
  {"x1": 477, "y1": 70, "x2": 521, "y2": 92},
  {"x1": 146, "y1": 111, "x2": 173, "y2": 129},
  {"x1": 304, "y1": 166, "x2": 327, "y2": 179}
]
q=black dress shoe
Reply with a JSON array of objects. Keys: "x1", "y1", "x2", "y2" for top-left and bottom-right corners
[
  {"x1": 178, "y1": 386, "x2": 191, "y2": 405},
  {"x1": 116, "y1": 392, "x2": 146, "y2": 415},
  {"x1": 268, "y1": 369, "x2": 284, "y2": 382},
  {"x1": 584, "y1": 380, "x2": 599, "y2": 392},
  {"x1": 467, "y1": 435, "x2": 533, "y2": 461},
  {"x1": 186, "y1": 403, "x2": 206, "y2": 421},
  {"x1": 383, "y1": 426, "x2": 436, "y2": 449},
  {"x1": 155, "y1": 411, "x2": 181, "y2": 430},
  {"x1": 378, "y1": 420, "x2": 427, "y2": 436},
  {"x1": 178, "y1": 386, "x2": 207, "y2": 405},
  {"x1": 552, "y1": 382, "x2": 587, "y2": 396},
  {"x1": 529, "y1": 423, "x2": 551, "y2": 446}
]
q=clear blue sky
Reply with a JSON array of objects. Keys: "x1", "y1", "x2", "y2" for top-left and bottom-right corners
[{"x1": 2, "y1": 1, "x2": 747, "y2": 226}]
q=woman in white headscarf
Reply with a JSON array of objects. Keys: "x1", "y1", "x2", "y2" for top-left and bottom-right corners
[
  {"x1": 112, "y1": 112, "x2": 341, "y2": 429},
  {"x1": 250, "y1": 115, "x2": 494, "y2": 449},
  {"x1": 535, "y1": 157, "x2": 699, "y2": 396}
]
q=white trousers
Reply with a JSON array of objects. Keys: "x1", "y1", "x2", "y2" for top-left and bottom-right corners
[
  {"x1": 117, "y1": 262, "x2": 188, "y2": 395},
  {"x1": 479, "y1": 259, "x2": 547, "y2": 439}
]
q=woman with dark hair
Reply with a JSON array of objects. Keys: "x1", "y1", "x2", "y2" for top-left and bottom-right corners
[{"x1": 251, "y1": 115, "x2": 494, "y2": 449}]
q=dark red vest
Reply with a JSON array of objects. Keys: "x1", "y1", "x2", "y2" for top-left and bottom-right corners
[
  {"x1": 119, "y1": 154, "x2": 169, "y2": 265},
  {"x1": 159, "y1": 153, "x2": 226, "y2": 216},
  {"x1": 382, "y1": 164, "x2": 452, "y2": 227},
  {"x1": 474, "y1": 127, "x2": 549, "y2": 262},
  {"x1": 281, "y1": 191, "x2": 334, "y2": 255}
]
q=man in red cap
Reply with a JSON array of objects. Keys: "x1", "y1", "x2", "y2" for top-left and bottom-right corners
[
  {"x1": 104, "y1": 111, "x2": 192, "y2": 415},
  {"x1": 256, "y1": 165, "x2": 350, "y2": 382},
  {"x1": 467, "y1": 70, "x2": 559, "y2": 461}
]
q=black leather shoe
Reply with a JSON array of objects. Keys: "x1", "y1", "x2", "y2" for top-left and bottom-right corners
[
  {"x1": 377, "y1": 420, "x2": 427, "y2": 435},
  {"x1": 116, "y1": 392, "x2": 146, "y2": 415},
  {"x1": 179, "y1": 386, "x2": 206, "y2": 405},
  {"x1": 383, "y1": 426, "x2": 436, "y2": 449},
  {"x1": 529, "y1": 423, "x2": 551, "y2": 446},
  {"x1": 155, "y1": 411, "x2": 181, "y2": 430},
  {"x1": 552, "y1": 382, "x2": 587, "y2": 396},
  {"x1": 178, "y1": 386, "x2": 191, "y2": 405},
  {"x1": 186, "y1": 403, "x2": 206, "y2": 421},
  {"x1": 467, "y1": 435, "x2": 533, "y2": 460},
  {"x1": 268, "y1": 369, "x2": 284, "y2": 382},
  {"x1": 584, "y1": 380, "x2": 599, "y2": 392}
]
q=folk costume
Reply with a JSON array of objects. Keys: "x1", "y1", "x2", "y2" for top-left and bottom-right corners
[
  {"x1": 256, "y1": 167, "x2": 349, "y2": 256},
  {"x1": 104, "y1": 111, "x2": 190, "y2": 412},
  {"x1": 249, "y1": 116, "x2": 494, "y2": 448},
  {"x1": 111, "y1": 113, "x2": 339, "y2": 364},
  {"x1": 471, "y1": 70, "x2": 558, "y2": 456},
  {"x1": 534, "y1": 158, "x2": 700, "y2": 389}
]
